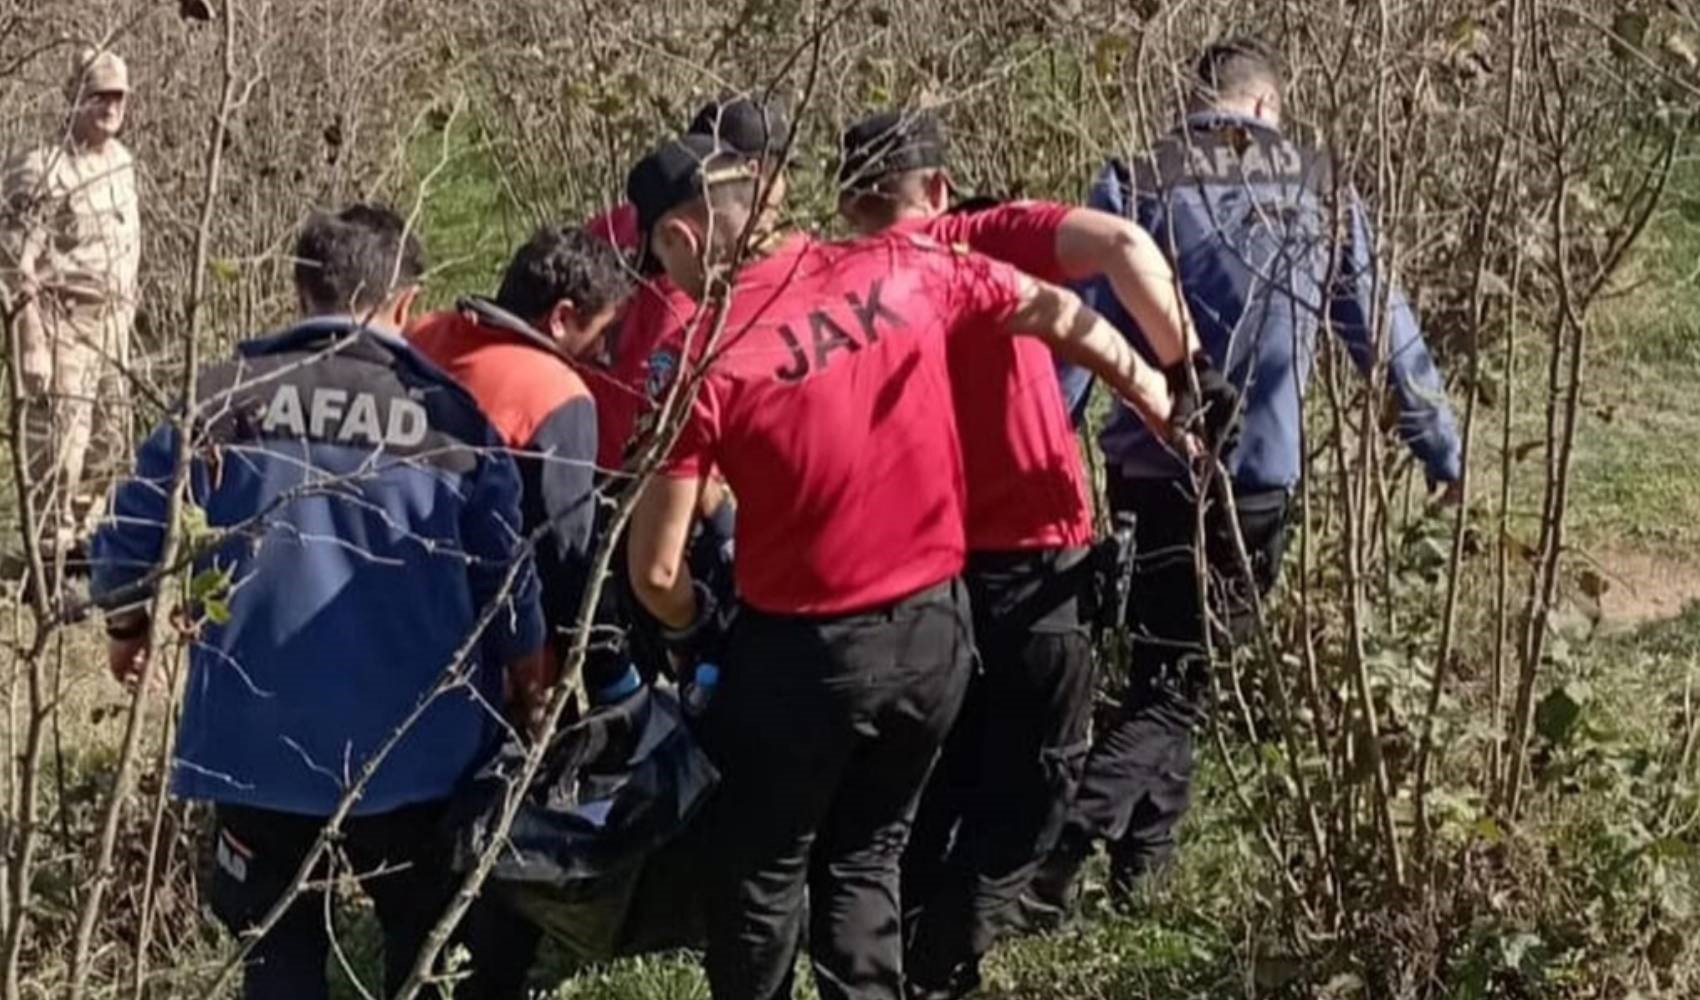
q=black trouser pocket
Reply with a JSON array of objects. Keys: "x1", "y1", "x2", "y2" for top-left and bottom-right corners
[
  {"x1": 1035, "y1": 736, "x2": 1090, "y2": 856},
  {"x1": 208, "y1": 807, "x2": 313, "y2": 936}
]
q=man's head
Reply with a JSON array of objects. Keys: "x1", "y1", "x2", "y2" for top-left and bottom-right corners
[
  {"x1": 686, "y1": 95, "x2": 792, "y2": 233},
  {"x1": 494, "y1": 225, "x2": 632, "y2": 360},
  {"x1": 836, "y1": 109, "x2": 952, "y2": 235},
  {"x1": 292, "y1": 204, "x2": 424, "y2": 330},
  {"x1": 66, "y1": 48, "x2": 129, "y2": 148},
  {"x1": 626, "y1": 134, "x2": 759, "y2": 300},
  {"x1": 1191, "y1": 36, "x2": 1284, "y2": 125}
]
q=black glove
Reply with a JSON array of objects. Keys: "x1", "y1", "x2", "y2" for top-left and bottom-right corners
[
  {"x1": 659, "y1": 580, "x2": 735, "y2": 669},
  {"x1": 1165, "y1": 352, "x2": 1242, "y2": 457},
  {"x1": 1088, "y1": 511, "x2": 1138, "y2": 633}
]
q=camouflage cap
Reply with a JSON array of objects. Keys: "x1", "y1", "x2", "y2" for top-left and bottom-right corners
[{"x1": 68, "y1": 48, "x2": 129, "y2": 98}]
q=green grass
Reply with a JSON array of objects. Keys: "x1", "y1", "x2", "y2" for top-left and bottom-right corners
[
  {"x1": 406, "y1": 117, "x2": 524, "y2": 311},
  {"x1": 1469, "y1": 159, "x2": 1700, "y2": 560},
  {"x1": 1561, "y1": 160, "x2": 1700, "y2": 554},
  {"x1": 1481, "y1": 325, "x2": 1700, "y2": 556}
]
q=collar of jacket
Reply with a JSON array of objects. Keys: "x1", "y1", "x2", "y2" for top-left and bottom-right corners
[
  {"x1": 456, "y1": 295, "x2": 572, "y2": 361},
  {"x1": 239, "y1": 315, "x2": 406, "y2": 357},
  {"x1": 1181, "y1": 109, "x2": 1283, "y2": 138}
]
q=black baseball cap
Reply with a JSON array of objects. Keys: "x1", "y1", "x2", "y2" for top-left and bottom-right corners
[
  {"x1": 625, "y1": 134, "x2": 755, "y2": 271},
  {"x1": 686, "y1": 95, "x2": 792, "y2": 161},
  {"x1": 838, "y1": 109, "x2": 949, "y2": 193}
]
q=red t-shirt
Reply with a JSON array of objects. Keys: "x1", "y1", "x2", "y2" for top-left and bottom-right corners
[
  {"x1": 664, "y1": 231, "x2": 1025, "y2": 615},
  {"x1": 580, "y1": 202, "x2": 690, "y2": 471},
  {"x1": 583, "y1": 281, "x2": 700, "y2": 471},
  {"x1": 585, "y1": 202, "x2": 640, "y2": 252},
  {"x1": 905, "y1": 202, "x2": 1094, "y2": 551}
]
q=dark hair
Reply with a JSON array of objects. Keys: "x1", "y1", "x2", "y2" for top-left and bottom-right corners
[
  {"x1": 1194, "y1": 36, "x2": 1285, "y2": 104},
  {"x1": 837, "y1": 168, "x2": 939, "y2": 232},
  {"x1": 948, "y1": 195, "x2": 1005, "y2": 216},
  {"x1": 292, "y1": 203, "x2": 424, "y2": 313},
  {"x1": 495, "y1": 225, "x2": 633, "y2": 322}
]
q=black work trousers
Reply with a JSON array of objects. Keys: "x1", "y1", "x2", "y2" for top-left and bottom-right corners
[
  {"x1": 1065, "y1": 476, "x2": 1288, "y2": 888},
  {"x1": 903, "y1": 547, "x2": 1095, "y2": 990},
  {"x1": 700, "y1": 579, "x2": 974, "y2": 1000},
  {"x1": 208, "y1": 801, "x2": 463, "y2": 1000}
]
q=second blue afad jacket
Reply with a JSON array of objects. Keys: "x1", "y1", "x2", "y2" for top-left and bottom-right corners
[
  {"x1": 91, "y1": 318, "x2": 544, "y2": 817},
  {"x1": 1072, "y1": 111, "x2": 1461, "y2": 491}
]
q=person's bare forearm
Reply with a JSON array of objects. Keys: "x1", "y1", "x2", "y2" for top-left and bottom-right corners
[
  {"x1": 1055, "y1": 209, "x2": 1199, "y2": 367},
  {"x1": 1051, "y1": 301, "x2": 1174, "y2": 432},
  {"x1": 628, "y1": 474, "x2": 705, "y2": 629},
  {"x1": 1007, "y1": 278, "x2": 1173, "y2": 433},
  {"x1": 639, "y1": 560, "x2": 698, "y2": 630}
]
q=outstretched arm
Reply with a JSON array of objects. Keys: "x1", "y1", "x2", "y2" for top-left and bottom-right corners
[
  {"x1": 89, "y1": 422, "x2": 178, "y2": 686},
  {"x1": 1053, "y1": 206, "x2": 1200, "y2": 367},
  {"x1": 1002, "y1": 274, "x2": 1177, "y2": 440},
  {"x1": 1329, "y1": 194, "x2": 1462, "y2": 486}
]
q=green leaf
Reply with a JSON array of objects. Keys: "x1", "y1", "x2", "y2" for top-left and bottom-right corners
[
  {"x1": 1447, "y1": 15, "x2": 1483, "y2": 47},
  {"x1": 1649, "y1": 928, "x2": 1684, "y2": 970},
  {"x1": 1648, "y1": 837, "x2": 1694, "y2": 861},
  {"x1": 209, "y1": 258, "x2": 240, "y2": 285},
  {"x1": 1535, "y1": 683, "x2": 1587, "y2": 746},
  {"x1": 180, "y1": 502, "x2": 212, "y2": 544},
  {"x1": 203, "y1": 597, "x2": 231, "y2": 625},
  {"x1": 1252, "y1": 954, "x2": 1307, "y2": 989},
  {"x1": 1471, "y1": 816, "x2": 1505, "y2": 845},
  {"x1": 1093, "y1": 34, "x2": 1132, "y2": 80},
  {"x1": 1611, "y1": 11, "x2": 1650, "y2": 61},
  {"x1": 189, "y1": 566, "x2": 228, "y2": 603}
]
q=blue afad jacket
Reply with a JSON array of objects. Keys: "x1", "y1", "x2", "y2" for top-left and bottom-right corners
[
  {"x1": 91, "y1": 318, "x2": 545, "y2": 817},
  {"x1": 1067, "y1": 111, "x2": 1461, "y2": 490}
]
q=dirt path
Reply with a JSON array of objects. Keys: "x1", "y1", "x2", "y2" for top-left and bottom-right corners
[{"x1": 1594, "y1": 547, "x2": 1700, "y2": 626}]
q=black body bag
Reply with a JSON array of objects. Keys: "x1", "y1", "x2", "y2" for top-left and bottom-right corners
[{"x1": 453, "y1": 684, "x2": 720, "y2": 962}]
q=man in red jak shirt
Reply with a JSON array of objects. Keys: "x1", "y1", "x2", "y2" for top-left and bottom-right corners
[
  {"x1": 622, "y1": 134, "x2": 1197, "y2": 1000},
  {"x1": 585, "y1": 95, "x2": 793, "y2": 474},
  {"x1": 835, "y1": 108, "x2": 1233, "y2": 999}
]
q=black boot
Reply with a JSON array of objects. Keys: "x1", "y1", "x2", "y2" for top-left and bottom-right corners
[
  {"x1": 1014, "y1": 827, "x2": 1091, "y2": 933},
  {"x1": 906, "y1": 960, "x2": 982, "y2": 1000}
]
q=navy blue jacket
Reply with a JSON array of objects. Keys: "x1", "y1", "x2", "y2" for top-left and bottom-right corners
[
  {"x1": 91, "y1": 318, "x2": 544, "y2": 816},
  {"x1": 1068, "y1": 111, "x2": 1461, "y2": 490}
]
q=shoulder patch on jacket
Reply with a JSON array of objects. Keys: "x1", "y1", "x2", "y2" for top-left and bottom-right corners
[{"x1": 645, "y1": 348, "x2": 679, "y2": 401}]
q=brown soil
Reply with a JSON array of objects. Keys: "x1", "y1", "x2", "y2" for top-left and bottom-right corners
[{"x1": 1592, "y1": 547, "x2": 1700, "y2": 626}]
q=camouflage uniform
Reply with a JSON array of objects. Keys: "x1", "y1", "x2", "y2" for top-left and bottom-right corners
[{"x1": 3, "y1": 50, "x2": 139, "y2": 545}]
